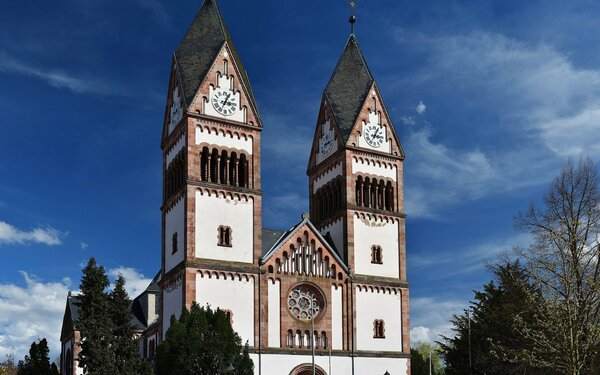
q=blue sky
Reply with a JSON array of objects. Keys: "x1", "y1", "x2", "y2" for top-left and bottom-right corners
[{"x1": 1, "y1": 0, "x2": 600, "y2": 361}]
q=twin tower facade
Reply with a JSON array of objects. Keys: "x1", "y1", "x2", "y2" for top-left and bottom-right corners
[{"x1": 158, "y1": 1, "x2": 410, "y2": 374}]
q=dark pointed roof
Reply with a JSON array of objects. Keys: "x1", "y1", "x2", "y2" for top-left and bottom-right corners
[
  {"x1": 174, "y1": 0, "x2": 257, "y2": 112},
  {"x1": 324, "y1": 35, "x2": 375, "y2": 141}
]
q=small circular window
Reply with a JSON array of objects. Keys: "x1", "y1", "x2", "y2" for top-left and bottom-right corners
[{"x1": 287, "y1": 284, "x2": 323, "y2": 321}]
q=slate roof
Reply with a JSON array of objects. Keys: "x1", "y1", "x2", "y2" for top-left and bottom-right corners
[
  {"x1": 262, "y1": 228, "x2": 286, "y2": 256},
  {"x1": 174, "y1": 0, "x2": 258, "y2": 115},
  {"x1": 324, "y1": 34, "x2": 375, "y2": 142}
]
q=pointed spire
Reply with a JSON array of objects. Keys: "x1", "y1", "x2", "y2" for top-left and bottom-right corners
[
  {"x1": 174, "y1": 0, "x2": 257, "y2": 112},
  {"x1": 324, "y1": 35, "x2": 375, "y2": 142}
]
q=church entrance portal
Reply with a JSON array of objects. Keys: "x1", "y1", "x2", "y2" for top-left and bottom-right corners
[{"x1": 289, "y1": 364, "x2": 327, "y2": 375}]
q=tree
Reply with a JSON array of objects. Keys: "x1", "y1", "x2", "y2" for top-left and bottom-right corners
[
  {"x1": 110, "y1": 275, "x2": 149, "y2": 375},
  {"x1": 16, "y1": 339, "x2": 58, "y2": 375},
  {"x1": 76, "y1": 257, "x2": 116, "y2": 375},
  {"x1": 411, "y1": 342, "x2": 444, "y2": 375},
  {"x1": 441, "y1": 261, "x2": 548, "y2": 375},
  {"x1": 155, "y1": 303, "x2": 254, "y2": 375},
  {"x1": 512, "y1": 158, "x2": 600, "y2": 375},
  {"x1": 0, "y1": 355, "x2": 17, "y2": 375}
]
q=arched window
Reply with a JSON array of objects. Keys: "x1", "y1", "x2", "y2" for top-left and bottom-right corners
[
  {"x1": 224, "y1": 309, "x2": 233, "y2": 325},
  {"x1": 149, "y1": 338, "x2": 156, "y2": 358},
  {"x1": 371, "y1": 245, "x2": 382, "y2": 264},
  {"x1": 296, "y1": 330, "x2": 303, "y2": 347},
  {"x1": 220, "y1": 150, "x2": 228, "y2": 184},
  {"x1": 268, "y1": 265, "x2": 274, "y2": 273},
  {"x1": 65, "y1": 349, "x2": 72, "y2": 375},
  {"x1": 210, "y1": 149, "x2": 219, "y2": 183},
  {"x1": 363, "y1": 178, "x2": 370, "y2": 207},
  {"x1": 386, "y1": 181, "x2": 394, "y2": 211},
  {"x1": 229, "y1": 152, "x2": 237, "y2": 186},
  {"x1": 238, "y1": 154, "x2": 247, "y2": 187},
  {"x1": 172, "y1": 232, "x2": 178, "y2": 254},
  {"x1": 200, "y1": 147, "x2": 209, "y2": 181},
  {"x1": 217, "y1": 226, "x2": 232, "y2": 247},
  {"x1": 287, "y1": 329, "x2": 294, "y2": 347},
  {"x1": 373, "y1": 320, "x2": 385, "y2": 338},
  {"x1": 321, "y1": 331, "x2": 327, "y2": 349}
]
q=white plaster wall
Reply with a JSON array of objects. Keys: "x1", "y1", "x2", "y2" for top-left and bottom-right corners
[
  {"x1": 196, "y1": 275, "x2": 255, "y2": 345},
  {"x1": 195, "y1": 125, "x2": 253, "y2": 155},
  {"x1": 313, "y1": 162, "x2": 342, "y2": 192},
  {"x1": 166, "y1": 133, "x2": 186, "y2": 167},
  {"x1": 162, "y1": 280, "x2": 183, "y2": 336},
  {"x1": 320, "y1": 219, "x2": 344, "y2": 260},
  {"x1": 355, "y1": 288, "x2": 402, "y2": 352},
  {"x1": 251, "y1": 353, "x2": 408, "y2": 375},
  {"x1": 267, "y1": 279, "x2": 281, "y2": 348},
  {"x1": 353, "y1": 216, "x2": 399, "y2": 278},
  {"x1": 331, "y1": 285, "x2": 343, "y2": 350},
  {"x1": 204, "y1": 75, "x2": 246, "y2": 123},
  {"x1": 165, "y1": 197, "x2": 185, "y2": 273},
  {"x1": 358, "y1": 111, "x2": 392, "y2": 153},
  {"x1": 195, "y1": 191, "x2": 254, "y2": 263},
  {"x1": 352, "y1": 158, "x2": 397, "y2": 181}
]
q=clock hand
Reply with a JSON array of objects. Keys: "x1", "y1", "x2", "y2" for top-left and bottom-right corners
[{"x1": 222, "y1": 92, "x2": 232, "y2": 107}]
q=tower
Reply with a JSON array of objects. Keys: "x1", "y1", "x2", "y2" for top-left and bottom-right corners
[
  {"x1": 160, "y1": 0, "x2": 263, "y2": 346},
  {"x1": 307, "y1": 32, "x2": 411, "y2": 359}
]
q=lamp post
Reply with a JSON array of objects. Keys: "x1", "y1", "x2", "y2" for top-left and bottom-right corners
[{"x1": 311, "y1": 292, "x2": 316, "y2": 375}]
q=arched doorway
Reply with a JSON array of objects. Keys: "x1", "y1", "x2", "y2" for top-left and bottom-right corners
[{"x1": 289, "y1": 363, "x2": 327, "y2": 375}]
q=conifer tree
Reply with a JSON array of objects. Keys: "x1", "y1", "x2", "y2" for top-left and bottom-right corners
[
  {"x1": 109, "y1": 275, "x2": 145, "y2": 375},
  {"x1": 155, "y1": 303, "x2": 254, "y2": 375},
  {"x1": 76, "y1": 257, "x2": 115, "y2": 375},
  {"x1": 16, "y1": 339, "x2": 58, "y2": 375}
]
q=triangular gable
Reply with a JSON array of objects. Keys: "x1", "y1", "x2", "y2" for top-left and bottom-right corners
[
  {"x1": 346, "y1": 81, "x2": 405, "y2": 157},
  {"x1": 262, "y1": 215, "x2": 348, "y2": 279}
]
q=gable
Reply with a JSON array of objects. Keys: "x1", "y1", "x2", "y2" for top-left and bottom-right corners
[
  {"x1": 188, "y1": 43, "x2": 261, "y2": 127},
  {"x1": 262, "y1": 218, "x2": 348, "y2": 280},
  {"x1": 345, "y1": 83, "x2": 404, "y2": 157},
  {"x1": 307, "y1": 97, "x2": 344, "y2": 169}
]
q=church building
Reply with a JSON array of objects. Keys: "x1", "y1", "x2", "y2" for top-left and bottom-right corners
[{"x1": 61, "y1": 1, "x2": 410, "y2": 374}]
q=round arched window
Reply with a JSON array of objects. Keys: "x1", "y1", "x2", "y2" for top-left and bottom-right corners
[{"x1": 287, "y1": 284, "x2": 324, "y2": 321}]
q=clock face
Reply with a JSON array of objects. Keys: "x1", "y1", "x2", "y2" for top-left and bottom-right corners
[
  {"x1": 319, "y1": 131, "x2": 334, "y2": 156},
  {"x1": 364, "y1": 124, "x2": 384, "y2": 148},
  {"x1": 211, "y1": 89, "x2": 238, "y2": 116}
]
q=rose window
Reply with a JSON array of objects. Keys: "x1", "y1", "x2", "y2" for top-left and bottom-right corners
[{"x1": 287, "y1": 285, "x2": 322, "y2": 321}]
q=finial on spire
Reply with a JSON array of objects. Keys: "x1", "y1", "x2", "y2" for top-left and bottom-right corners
[{"x1": 348, "y1": 0, "x2": 357, "y2": 34}]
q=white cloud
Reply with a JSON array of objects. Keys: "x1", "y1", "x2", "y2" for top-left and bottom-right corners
[
  {"x1": 0, "y1": 273, "x2": 71, "y2": 361},
  {"x1": 399, "y1": 116, "x2": 416, "y2": 125},
  {"x1": 80, "y1": 242, "x2": 88, "y2": 250},
  {"x1": 0, "y1": 50, "x2": 118, "y2": 95},
  {"x1": 108, "y1": 267, "x2": 153, "y2": 298},
  {"x1": 0, "y1": 221, "x2": 63, "y2": 246},
  {"x1": 395, "y1": 30, "x2": 600, "y2": 218},
  {"x1": 416, "y1": 100, "x2": 427, "y2": 114},
  {"x1": 410, "y1": 297, "x2": 466, "y2": 345}
]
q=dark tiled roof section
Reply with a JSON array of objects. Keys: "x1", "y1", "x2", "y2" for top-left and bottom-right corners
[
  {"x1": 146, "y1": 271, "x2": 161, "y2": 293},
  {"x1": 174, "y1": 0, "x2": 258, "y2": 113},
  {"x1": 324, "y1": 35, "x2": 375, "y2": 142},
  {"x1": 262, "y1": 228, "x2": 286, "y2": 255}
]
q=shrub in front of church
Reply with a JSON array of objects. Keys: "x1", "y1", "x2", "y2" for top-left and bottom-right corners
[{"x1": 155, "y1": 303, "x2": 253, "y2": 375}]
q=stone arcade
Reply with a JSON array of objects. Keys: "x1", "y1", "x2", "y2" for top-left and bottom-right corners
[{"x1": 60, "y1": 1, "x2": 410, "y2": 374}]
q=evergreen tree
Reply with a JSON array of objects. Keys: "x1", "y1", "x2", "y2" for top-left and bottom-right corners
[
  {"x1": 16, "y1": 339, "x2": 58, "y2": 375},
  {"x1": 110, "y1": 275, "x2": 147, "y2": 375},
  {"x1": 76, "y1": 257, "x2": 116, "y2": 375},
  {"x1": 155, "y1": 303, "x2": 254, "y2": 375},
  {"x1": 441, "y1": 261, "x2": 550, "y2": 375}
]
